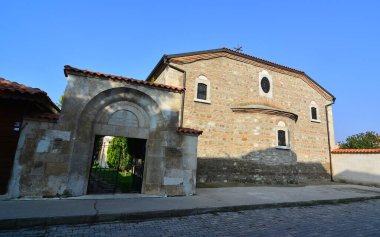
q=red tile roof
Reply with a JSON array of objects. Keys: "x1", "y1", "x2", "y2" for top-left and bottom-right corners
[
  {"x1": 0, "y1": 77, "x2": 60, "y2": 113},
  {"x1": 64, "y1": 65, "x2": 185, "y2": 92},
  {"x1": 177, "y1": 127, "x2": 203, "y2": 135},
  {"x1": 332, "y1": 149, "x2": 380, "y2": 154},
  {"x1": 0, "y1": 77, "x2": 47, "y2": 96}
]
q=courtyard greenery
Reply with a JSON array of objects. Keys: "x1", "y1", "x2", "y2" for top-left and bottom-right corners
[
  {"x1": 106, "y1": 137, "x2": 131, "y2": 171},
  {"x1": 90, "y1": 168, "x2": 134, "y2": 192},
  {"x1": 339, "y1": 131, "x2": 380, "y2": 149}
]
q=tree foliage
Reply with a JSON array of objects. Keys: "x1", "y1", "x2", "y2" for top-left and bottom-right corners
[
  {"x1": 339, "y1": 131, "x2": 380, "y2": 149},
  {"x1": 107, "y1": 137, "x2": 130, "y2": 170},
  {"x1": 57, "y1": 95, "x2": 64, "y2": 109}
]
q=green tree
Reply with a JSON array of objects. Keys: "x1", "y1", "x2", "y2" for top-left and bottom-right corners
[
  {"x1": 339, "y1": 131, "x2": 380, "y2": 149},
  {"x1": 107, "y1": 137, "x2": 130, "y2": 170},
  {"x1": 57, "y1": 95, "x2": 64, "y2": 109}
]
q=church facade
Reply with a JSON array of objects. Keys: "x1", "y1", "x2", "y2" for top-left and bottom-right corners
[{"x1": 147, "y1": 48, "x2": 335, "y2": 184}]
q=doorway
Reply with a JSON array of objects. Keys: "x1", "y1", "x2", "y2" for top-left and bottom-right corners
[{"x1": 87, "y1": 135, "x2": 146, "y2": 194}]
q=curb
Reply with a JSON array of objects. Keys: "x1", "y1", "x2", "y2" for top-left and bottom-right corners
[{"x1": 1, "y1": 195, "x2": 380, "y2": 230}]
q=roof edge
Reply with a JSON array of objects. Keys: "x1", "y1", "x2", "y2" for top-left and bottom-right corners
[
  {"x1": 146, "y1": 55, "x2": 167, "y2": 82},
  {"x1": 64, "y1": 65, "x2": 185, "y2": 93},
  {"x1": 332, "y1": 149, "x2": 380, "y2": 154},
  {"x1": 303, "y1": 73, "x2": 336, "y2": 102},
  {"x1": 146, "y1": 48, "x2": 335, "y2": 101}
]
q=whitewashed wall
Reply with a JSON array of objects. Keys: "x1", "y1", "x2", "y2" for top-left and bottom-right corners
[{"x1": 332, "y1": 152, "x2": 380, "y2": 186}]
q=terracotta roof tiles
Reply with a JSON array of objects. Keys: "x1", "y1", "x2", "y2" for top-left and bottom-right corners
[
  {"x1": 0, "y1": 77, "x2": 60, "y2": 113},
  {"x1": 0, "y1": 77, "x2": 47, "y2": 96},
  {"x1": 332, "y1": 149, "x2": 380, "y2": 154},
  {"x1": 64, "y1": 65, "x2": 185, "y2": 92}
]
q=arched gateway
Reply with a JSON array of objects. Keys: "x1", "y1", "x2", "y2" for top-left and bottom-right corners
[{"x1": 7, "y1": 66, "x2": 201, "y2": 198}]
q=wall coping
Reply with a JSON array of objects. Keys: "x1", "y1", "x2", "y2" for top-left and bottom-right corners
[{"x1": 332, "y1": 149, "x2": 380, "y2": 154}]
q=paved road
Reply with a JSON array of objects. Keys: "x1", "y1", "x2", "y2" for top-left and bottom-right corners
[{"x1": 1, "y1": 199, "x2": 380, "y2": 237}]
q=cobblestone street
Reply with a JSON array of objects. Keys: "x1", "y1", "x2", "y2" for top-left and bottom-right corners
[{"x1": 1, "y1": 199, "x2": 380, "y2": 237}]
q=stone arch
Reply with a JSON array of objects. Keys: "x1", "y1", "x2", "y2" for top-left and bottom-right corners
[
  {"x1": 97, "y1": 101, "x2": 151, "y2": 129},
  {"x1": 276, "y1": 120, "x2": 290, "y2": 148},
  {"x1": 67, "y1": 87, "x2": 167, "y2": 196}
]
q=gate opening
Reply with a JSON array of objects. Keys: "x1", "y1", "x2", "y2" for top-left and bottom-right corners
[{"x1": 87, "y1": 135, "x2": 146, "y2": 194}]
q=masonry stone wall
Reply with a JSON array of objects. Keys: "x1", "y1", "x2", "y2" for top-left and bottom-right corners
[
  {"x1": 179, "y1": 57, "x2": 332, "y2": 163},
  {"x1": 7, "y1": 120, "x2": 69, "y2": 198},
  {"x1": 154, "y1": 66, "x2": 183, "y2": 87},
  {"x1": 197, "y1": 159, "x2": 330, "y2": 185},
  {"x1": 155, "y1": 55, "x2": 334, "y2": 184}
]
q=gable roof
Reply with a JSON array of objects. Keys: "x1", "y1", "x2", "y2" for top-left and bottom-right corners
[
  {"x1": 146, "y1": 48, "x2": 335, "y2": 101},
  {"x1": 64, "y1": 65, "x2": 185, "y2": 93},
  {"x1": 0, "y1": 77, "x2": 60, "y2": 113}
]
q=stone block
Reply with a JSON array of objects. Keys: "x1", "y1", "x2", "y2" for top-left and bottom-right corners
[
  {"x1": 46, "y1": 163, "x2": 68, "y2": 176},
  {"x1": 165, "y1": 147, "x2": 182, "y2": 169}
]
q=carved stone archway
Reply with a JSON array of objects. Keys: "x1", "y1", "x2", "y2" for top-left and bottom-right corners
[{"x1": 67, "y1": 87, "x2": 167, "y2": 196}]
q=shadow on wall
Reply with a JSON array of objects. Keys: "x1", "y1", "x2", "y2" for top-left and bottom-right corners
[
  {"x1": 241, "y1": 147, "x2": 297, "y2": 165},
  {"x1": 197, "y1": 148, "x2": 331, "y2": 185},
  {"x1": 334, "y1": 170, "x2": 380, "y2": 187},
  {"x1": 332, "y1": 152, "x2": 380, "y2": 188}
]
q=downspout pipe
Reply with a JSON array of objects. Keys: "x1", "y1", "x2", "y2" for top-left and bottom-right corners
[
  {"x1": 325, "y1": 100, "x2": 335, "y2": 182},
  {"x1": 163, "y1": 57, "x2": 187, "y2": 128}
]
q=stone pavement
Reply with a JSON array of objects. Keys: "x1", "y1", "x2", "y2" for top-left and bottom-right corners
[
  {"x1": 2, "y1": 199, "x2": 380, "y2": 237},
  {"x1": 1, "y1": 184, "x2": 380, "y2": 230}
]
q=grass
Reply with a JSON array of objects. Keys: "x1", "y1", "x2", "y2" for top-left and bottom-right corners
[{"x1": 91, "y1": 167, "x2": 137, "y2": 192}]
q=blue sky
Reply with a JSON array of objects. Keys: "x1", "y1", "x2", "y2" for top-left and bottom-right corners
[{"x1": 1, "y1": 0, "x2": 379, "y2": 142}]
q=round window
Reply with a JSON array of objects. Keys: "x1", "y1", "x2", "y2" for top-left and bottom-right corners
[{"x1": 261, "y1": 77, "x2": 270, "y2": 93}]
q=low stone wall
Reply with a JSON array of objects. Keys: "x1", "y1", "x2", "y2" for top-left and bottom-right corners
[
  {"x1": 332, "y1": 150, "x2": 380, "y2": 186},
  {"x1": 6, "y1": 119, "x2": 69, "y2": 198},
  {"x1": 197, "y1": 158, "x2": 330, "y2": 185}
]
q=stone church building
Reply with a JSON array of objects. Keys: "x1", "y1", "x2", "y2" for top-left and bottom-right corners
[
  {"x1": 3, "y1": 48, "x2": 335, "y2": 198},
  {"x1": 147, "y1": 48, "x2": 336, "y2": 184}
]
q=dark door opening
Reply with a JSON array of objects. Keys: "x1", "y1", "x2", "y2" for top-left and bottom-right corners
[{"x1": 87, "y1": 135, "x2": 146, "y2": 194}]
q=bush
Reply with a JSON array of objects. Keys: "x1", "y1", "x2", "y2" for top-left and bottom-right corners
[{"x1": 339, "y1": 131, "x2": 380, "y2": 149}]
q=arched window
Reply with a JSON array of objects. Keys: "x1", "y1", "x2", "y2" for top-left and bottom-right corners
[
  {"x1": 309, "y1": 101, "x2": 320, "y2": 122},
  {"x1": 311, "y1": 107, "x2": 317, "y2": 120},
  {"x1": 276, "y1": 121, "x2": 290, "y2": 149},
  {"x1": 194, "y1": 75, "x2": 211, "y2": 104},
  {"x1": 277, "y1": 130, "x2": 286, "y2": 146},
  {"x1": 197, "y1": 83, "x2": 207, "y2": 100}
]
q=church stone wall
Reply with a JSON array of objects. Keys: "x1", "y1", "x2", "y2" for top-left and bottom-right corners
[{"x1": 159, "y1": 56, "x2": 334, "y2": 184}]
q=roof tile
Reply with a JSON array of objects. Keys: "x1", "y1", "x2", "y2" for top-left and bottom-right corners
[
  {"x1": 64, "y1": 65, "x2": 185, "y2": 92},
  {"x1": 332, "y1": 149, "x2": 380, "y2": 154},
  {"x1": 0, "y1": 77, "x2": 47, "y2": 96}
]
